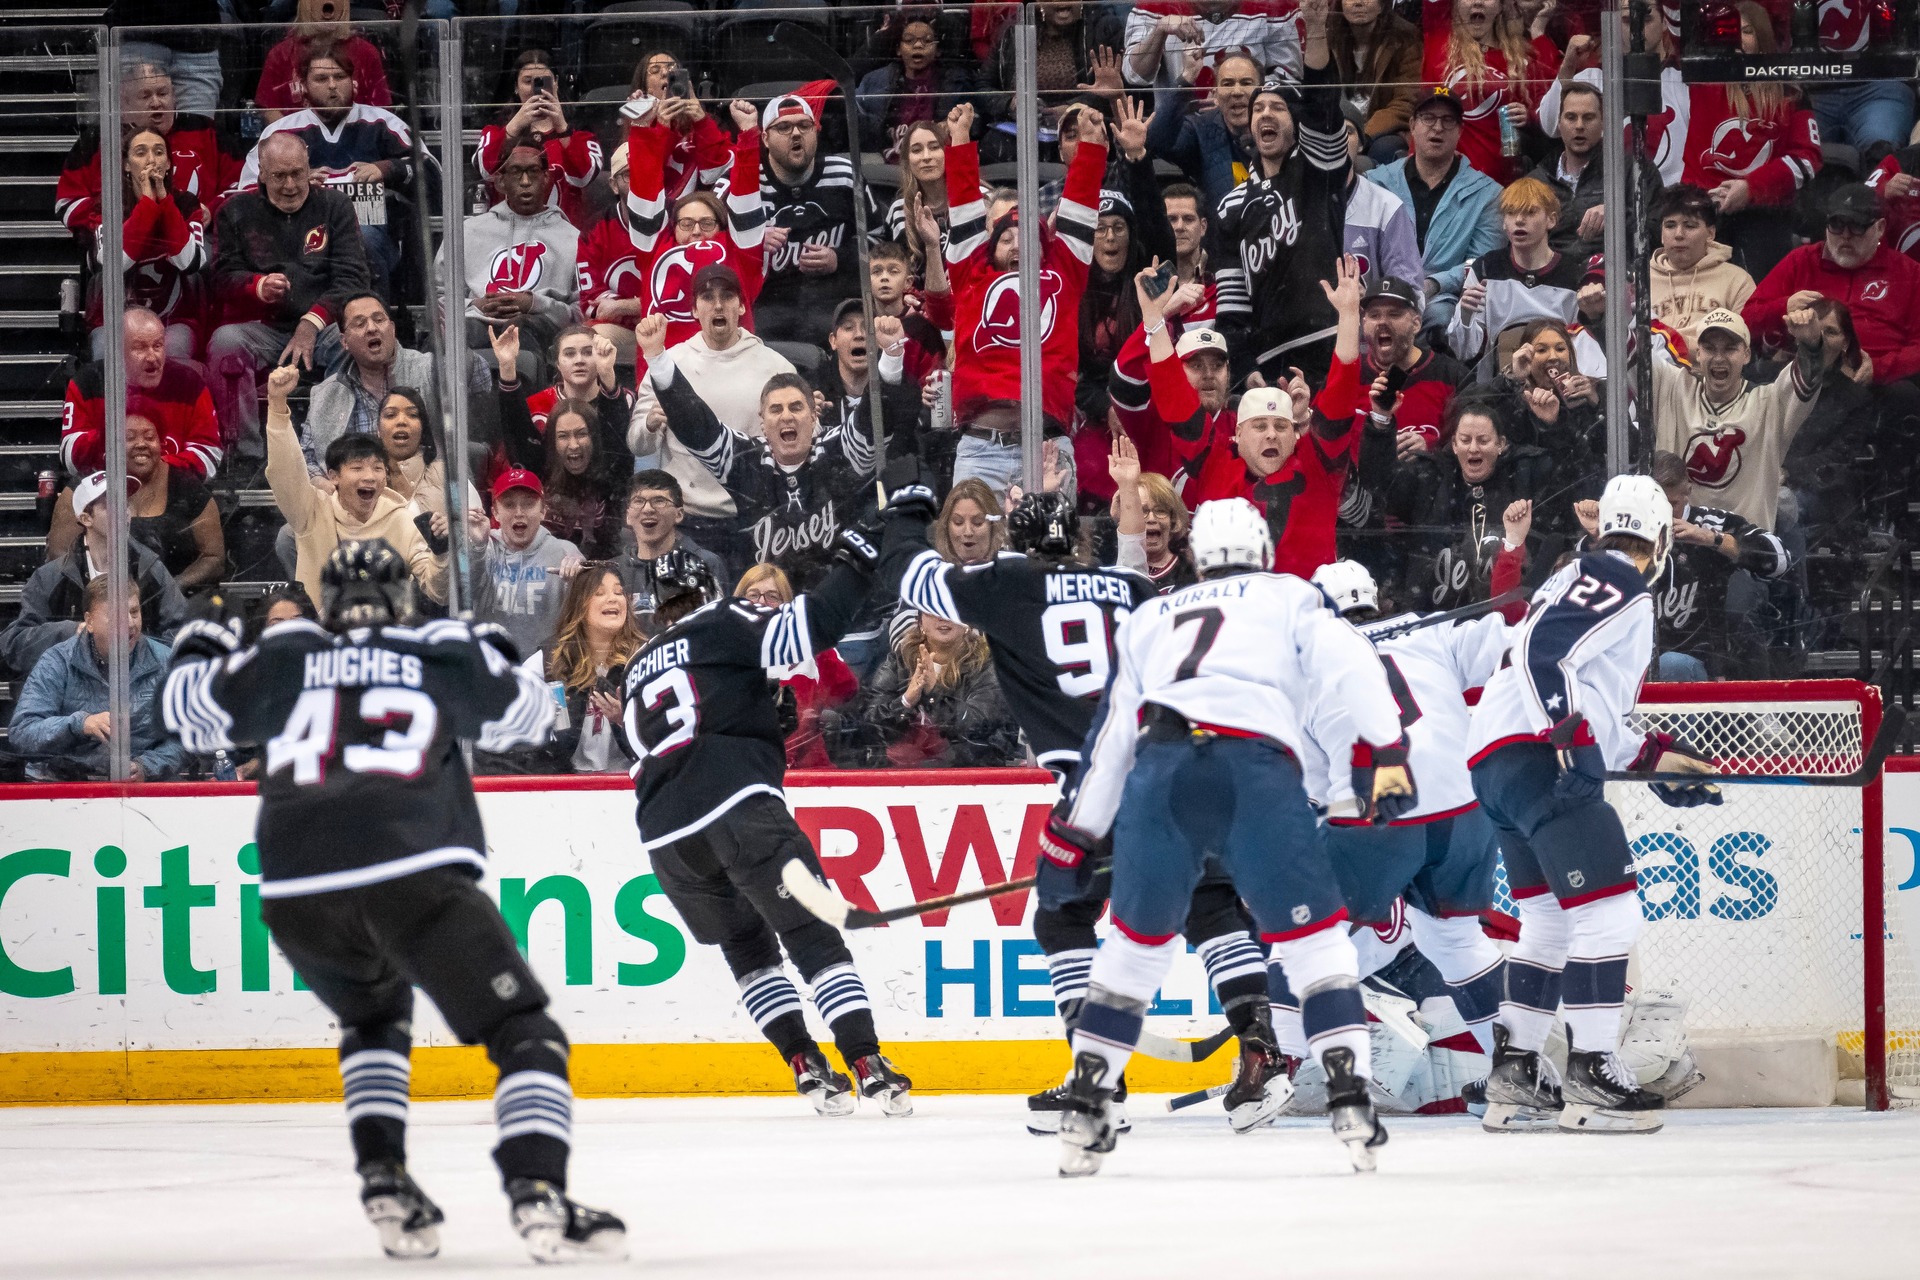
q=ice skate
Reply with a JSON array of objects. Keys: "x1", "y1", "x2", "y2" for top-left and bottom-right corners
[
  {"x1": 1027, "y1": 1076, "x2": 1130, "y2": 1136},
  {"x1": 1057, "y1": 1051, "x2": 1118, "y2": 1178},
  {"x1": 358, "y1": 1160, "x2": 443, "y2": 1260},
  {"x1": 851, "y1": 1054, "x2": 914, "y2": 1117},
  {"x1": 1222, "y1": 1015, "x2": 1292, "y2": 1134},
  {"x1": 506, "y1": 1178, "x2": 627, "y2": 1263},
  {"x1": 1560, "y1": 1035, "x2": 1667, "y2": 1134},
  {"x1": 1321, "y1": 1046, "x2": 1388, "y2": 1172},
  {"x1": 791, "y1": 1048, "x2": 856, "y2": 1116},
  {"x1": 1481, "y1": 1024, "x2": 1564, "y2": 1133}
]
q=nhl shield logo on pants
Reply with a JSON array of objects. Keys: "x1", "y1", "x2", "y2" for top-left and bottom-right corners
[
  {"x1": 1291, "y1": 904, "x2": 1311, "y2": 925},
  {"x1": 492, "y1": 971, "x2": 522, "y2": 1000}
]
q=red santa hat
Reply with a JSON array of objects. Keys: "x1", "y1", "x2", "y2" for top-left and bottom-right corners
[{"x1": 760, "y1": 79, "x2": 838, "y2": 130}]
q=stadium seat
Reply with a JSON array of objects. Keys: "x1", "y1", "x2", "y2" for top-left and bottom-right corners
[{"x1": 580, "y1": 2, "x2": 702, "y2": 95}]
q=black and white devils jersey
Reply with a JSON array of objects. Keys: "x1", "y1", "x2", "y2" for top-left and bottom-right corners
[
  {"x1": 623, "y1": 561, "x2": 872, "y2": 848},
  {"x1": 899, "y1": 549, "x2": 1154, "y2": 770},
  {"x1": 162, "y1": 618, "x2": 550, "y2": 897}
]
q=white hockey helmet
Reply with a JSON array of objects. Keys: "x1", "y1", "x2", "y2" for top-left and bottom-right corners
[
  {"x1": 1189, "y1": 497, "x2": 1273, "y2": 577},
  {"x1": 1598, "y1": 473, "x2": 1673, "y2": 579},
  {"x1": 1311, "y1": 559, "x2": 1379, "y2": 617}
]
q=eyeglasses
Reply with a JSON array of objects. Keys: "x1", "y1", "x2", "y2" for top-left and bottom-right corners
[
  {"x1": 676, "y1": 216, "x2": 720, "y2": 234},
  {"x1": 629, "y1": 495, "x2": 678, "y2": 511},
  {"x1": 1827, "y1": 218, "x2": 1874, "y2": 235},
  {"x1": 743, "y1": 589, "x2": 786, "y2": 605}
]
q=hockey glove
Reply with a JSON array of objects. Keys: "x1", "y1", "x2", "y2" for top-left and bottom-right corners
[
  {"x1": 169, "y1": 616, "x2": 243, "y2": 665},
  {"x1": 472, "y1": 620, "x2": 523, "y2": 668},
  {"x1": 1035, "y1": 801, "x2": 1109, "y2": 911},
  {"x1": 1351, "y1": 739, "x2": 1417, "y2": 825},
  {"x1": 833, "y1": 526, "x2": 881, "y2": 573},
  {"x1": 884, "y1": 483, "x2": 940, "y2": 523},
  {"x1": 1548, "y1": 712, "x2": 1607, "y2": 803},
  {"x1": 1631, "y1": 731, "x2": 1723, "y2": 809}
]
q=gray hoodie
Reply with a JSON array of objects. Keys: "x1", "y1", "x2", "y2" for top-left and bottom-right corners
[
  {"x1": 442, "y1": 203, "x2": 581, "y2": 332},
  {"x1": 473, "y1": 525, "x2": 580, "y2": 659}
]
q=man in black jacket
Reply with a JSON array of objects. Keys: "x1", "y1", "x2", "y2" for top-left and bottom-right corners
[
  {"x1": 635, "y1": 303, "x2": 920, "y2": 587},
  {"x1": 207, "y1": 131, "x2": 370, "y2": 448}
]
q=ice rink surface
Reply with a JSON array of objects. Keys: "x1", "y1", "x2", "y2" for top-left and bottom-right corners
[{"x1": 4, "y1": 1096, "x2": 1918, "y2": 1279}]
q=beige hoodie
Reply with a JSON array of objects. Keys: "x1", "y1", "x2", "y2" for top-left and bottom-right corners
[
  {"x1": 628, "y1": 330, "x2": 796, "y2": 520},
  {"x1": 1649, "y1": 240, "x2": 1756, "y2": 355},
  {"x1": 267, "y1": 405, "x2": 449, "y2": 606}
]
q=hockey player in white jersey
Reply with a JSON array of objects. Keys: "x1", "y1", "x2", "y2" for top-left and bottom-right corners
[
  {"x1": 1289, "y1": 559, "x2": 1513, "y2": 1076},
  {"x1": 1466, "y1": 475, "x2": 1721, "y2": 1134},
  {"x1": 1042, "y1": 498, "x2": 1417, "y2": 1176}
]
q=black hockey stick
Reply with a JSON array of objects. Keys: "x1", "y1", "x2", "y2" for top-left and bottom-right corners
[
  {"x1": 1356, "y1": 587, "x2": 1526, "y2": 645},
  {"x1": 773, "y1": 21, "x2": 888, "y2": 508},
  {"x1": 1595, "y1": 702, "x2": 1908, "y2": 787},
  {"x1": 1166, "y1": 1082, "x2": 1231, "y2": 1113}
]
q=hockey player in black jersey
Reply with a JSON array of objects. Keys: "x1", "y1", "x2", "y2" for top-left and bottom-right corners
[
  {"x1": 900, "y1": 490, "x2": 1288, "y2": 1135},
  {"x1": 160, "y1": 540, "x2": 625, "y2": 1264},
  {"x1": 623, "y1": 487, "x2": 929, "y2": 1116}
]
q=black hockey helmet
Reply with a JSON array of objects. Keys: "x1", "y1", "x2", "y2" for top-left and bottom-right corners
[
  {"x1": 651, "y1": 547, "x2": 721, "y2": 625},
  {"x1": 1007, "y1": 489, "x2": 1076, "y2": 560},
  {"x1": 319, "y1": 538, "x2": 416, "y2": 632}
]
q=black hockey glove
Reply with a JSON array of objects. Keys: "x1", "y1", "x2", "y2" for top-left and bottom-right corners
[
  {"x1": 1631, "y1": 730, "x2": 1723, "y2": 809},
  {"x1": 415, "y1": 509, "x2": 449, "y2": 555},
  {"x1": 1548, "y1": 712, "x2": 1606, "y2": 803},
  {"x1": 1351, "y1": 738, "x2": 1417, "y2": 825},
  {"x1": 884, "y1": 482, "x2": 939, "y2": 523},
  {"x1": 169, "y1": 616, "x2": 244, "y2": 665},
  {"x1": 472, "y1": 620, "x2": 523, "y2": 667},
  {"x1": 833, "y1": 525, "x2": 881, "y2": 573}
]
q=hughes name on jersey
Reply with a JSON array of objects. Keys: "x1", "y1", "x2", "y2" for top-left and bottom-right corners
[
  {"x1": 162, "y1": 618, "x2": 551, "y2": 896},
  {"x1": 900, "y1": 548, "x2": 1154, "y2": 769},
  {"x1": 1467, "y1": 550, "x2": 1655, "y2": 770}
]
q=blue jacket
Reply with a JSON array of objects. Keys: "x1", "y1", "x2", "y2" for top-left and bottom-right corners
[
  {"x1": 1145, "y1": 86, "x2": 1247, "y2": 211},
  {"x1": 7, "y1": 631, "x2": 184, "y2": 779},
  {"x1": 1365, "y1": 157, "x2": 1505, "y2": 300}
]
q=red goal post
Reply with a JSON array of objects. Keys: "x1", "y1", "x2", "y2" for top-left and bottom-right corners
[{"x1": 1628, "y1": 679, "x2": 1914, "y2": 1110}]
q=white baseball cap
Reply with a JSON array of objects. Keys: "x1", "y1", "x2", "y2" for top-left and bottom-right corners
[
  {"x1": 1174, "y1": 327, "x2": 1228, "y2": 361},
  {"x1": 1698, "y1": 308, "x2": 1750, "y2": 346},
  {"x1": 1235, "y1": 386, "x2": 1293, "y2": 423},
  {"x1": 761, "y1": 94, "x2": 817, "y2": 130},
  {"x1": 72, "y1": 470, "x2": 139, "y2": 517}
]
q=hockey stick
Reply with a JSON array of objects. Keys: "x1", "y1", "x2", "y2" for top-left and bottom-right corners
[
  {"x1": 1597, "y1": 701, "x2": 1908, "y2": 787},
  {"x1": 1166, "y1": 1082, "x2": 1231, "y2": 1113},
  {"x1": 1356, "y1": 587, "x2": 1526, "y2": 645},
  {"x1": 772, "y1": 21, "x2": 888, "y2": 509},
  {"x1": 782, "y1": 858, "x2": 1042, "y2": 929}
]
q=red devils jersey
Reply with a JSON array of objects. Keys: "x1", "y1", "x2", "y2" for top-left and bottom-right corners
[
  {"x1": 1422, "y1": 0, "x2": 1541, "y2": 181},
  {"x1": 1867, "y1": 147, "x2": 1920, "y2": 262},
  {"x1": 475, "y1": 121, "x2": 604, "y2": 230},
  {"x1": 57, "y1": 117, "x2": 237, "y2": 235},
  {"x1": 64, "y1": 359, "x2": 223, "y2": 480},
  {"x1": 945, "y1": 137, "x2": 1103, "y2": 428},
  {"x1": 610, "y1": 121, "x2": 767, "y2": 347},
  {"x1": 1680, "y1": 86, "x2": 1821, "y2": 208}
]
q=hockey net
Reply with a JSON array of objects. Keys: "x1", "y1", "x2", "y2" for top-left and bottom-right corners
[{"x1": 1615, "y1": 680, "x2": 1920, "y2": 1107}]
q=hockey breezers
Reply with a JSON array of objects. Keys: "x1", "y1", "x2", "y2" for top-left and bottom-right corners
[{"x1": 779, "y1": 859, "x2": 1235, "y2": 1064}]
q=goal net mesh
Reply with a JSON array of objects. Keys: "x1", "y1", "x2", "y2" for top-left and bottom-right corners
[{"x1": 1618, "y1": 697, "x2": 1919, "y2": 1102}]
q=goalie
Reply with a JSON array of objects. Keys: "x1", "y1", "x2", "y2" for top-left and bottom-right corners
[{"x1": 1464, "y1": 474, "x2": 1721, "y2": 1134}]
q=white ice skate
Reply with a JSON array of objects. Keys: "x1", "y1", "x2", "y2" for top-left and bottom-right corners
[
  {"x1": 507, "y1": 1179, "x2": 628, "y2": 1263},
  {"x1": 358, "y1": 1161, "x2": 443, "y2": 1261}
]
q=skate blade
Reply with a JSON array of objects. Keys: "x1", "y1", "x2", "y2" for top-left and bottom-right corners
[
  {"x1": 364, "y1": 1197, "x2": 440, "y2": 1260},
  {"x1": 1329, "y1": 1105, "x2": 1385, "y2": 1173},
  {"x1": 1559, "y1": 1102, "x2": 1664, "y2": 1134},
  {"x1": 804, "y1": 1088, "x2": 858, "y2": 1117},
  {"x1": 1481, "y1": 1102, "x2": 1564, "y2": 1133},
  {"x1": 866, "y1": 1087, "x2": 914, "y2": 1118},
  {"x1": 1025, "y1": 1110, "x2": 1064, "y2": 1136},
  {"x1": 520, "y1": 1223, "x2": 629, "y2": 1265}
]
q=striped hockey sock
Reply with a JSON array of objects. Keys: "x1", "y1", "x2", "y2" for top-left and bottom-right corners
[
  {"x1": 1197, "y1": 933, "x2": 1269, "y2": 1032},
  {"x1": 340, "y1": 1044, "x2": 410, "y2": 1165},
  {"x1": 738, "y1": 967, "x2": 813, "y2": 1061},
  {"x1": 808, "y1": 962, "x2": 880, "y2": 1063},
  {"x1": 1047, "y1": 947, "x2": 1096, "y2": 1038}
]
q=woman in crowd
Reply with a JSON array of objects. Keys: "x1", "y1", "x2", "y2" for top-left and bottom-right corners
[
  {"x1": 370, "y1": 388, "x2": 448, "y2": 522},
  {"x1": 489, "y1": 323, "x2": 634, "y2": 489},
  {"x1": 851, "y1": 613, "x2": 1023, "y2": 768},
  {"x1": 521, "y1": 564, "x2": 645, "y2": 776},
  {"x1": 936, "y1": 478, "x2": 1005, "y2": 566},
  {"x1": 856, "y1": 11, "x2": 980, "y2": 151},
  {"x1": 520, "y1": 399, "x2": 629, "y2": 561},
  {"x1": 1494, "y1": 318, "x2": 1605, "y2": 496},
  {"x1": 1144, "y1": 51, "x2": 1261, "y2": 208},
  {"x1": 1377, "y1": 394, "x2": 1554, "y2": 611},
  {"x1": 1421, "y1": 0, "x2": 1543, "y2": 180},
  {"x1": 46, "y1": 414, "x2": 224, "y2": 594},
  {"x1": 627, "y1": 48, "x2": 731, "y2": 203},
  {"x1": 474, "y1": 47, "x2": 602, "y2": 229},
  {"x1": 1678, "y1": 2, "x2": 1821, "y2": 276},
  {"x1": 1113, "y1": 466, "x2": 1195, "y2": 594},
  {"x1": 1329, "y1": 0, "x2": 1424, "y2": 164},
  {"x1": 737, "y1": 563, "x2": 858, "y2": 770},
  {"x1": 886, "y1": 120, "x2": 951, "y2": 281},
  {"x1": 91, "y1": 128, "x2": 206, "y2": 363}
]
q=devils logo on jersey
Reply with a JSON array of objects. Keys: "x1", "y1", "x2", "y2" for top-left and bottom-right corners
[
  {"x1": 975, "y1": 268, "x2": 1063, "y2": 351},
  {"x1": 650, "y1": 240, "x2": 730, "y2": 322},
  {"x1": 1443, "y1": 66, "x2": 1503, "y2": 123},
  {"x1": 487, "y1": 242, "x2": 547, "y2": 294},
  {"x1": 1683, "y1": 425, "x2": 1747, "y2": 488},
  {"x1": 1701, "y1": 119, "x2": 1776, "y2": 178},
  {"x1": 302, "y1": 224, "x2": 329, "y2": 255},
  {"x1": 1819, "y1": 0, "x2": 1869, "y2": 52}
]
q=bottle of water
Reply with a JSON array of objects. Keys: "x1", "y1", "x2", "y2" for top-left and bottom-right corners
[
  {"x1": 240, "y1": 99, "x2": 263, "y2": 145},
  {"x1": 213, "y1": 750, "x2": 237, "y2": 782},
  {"x1": 1498, "y1": 81, "x2": 1521, "y2": 158}
]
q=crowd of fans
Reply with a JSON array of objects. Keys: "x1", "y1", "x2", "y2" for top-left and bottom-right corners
[{"x1": 8, "y1": 0, "x2": 1920, "y2": 781}]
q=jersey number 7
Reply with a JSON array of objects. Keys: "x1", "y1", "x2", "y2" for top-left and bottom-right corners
[{"x1": 1171, "y1": 606, "x2": 1224, "y2": 680}]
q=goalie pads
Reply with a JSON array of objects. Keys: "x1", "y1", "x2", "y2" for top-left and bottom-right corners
[{"x1": 1618, "y1": 985, "x2": 1705, "y2": 1102}]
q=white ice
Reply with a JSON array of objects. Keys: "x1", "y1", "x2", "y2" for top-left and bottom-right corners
[{"x1": 4, "y1": 1097, "x2": 1918, "y2": 1279}]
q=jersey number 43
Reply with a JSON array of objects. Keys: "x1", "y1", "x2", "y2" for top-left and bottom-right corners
[{"x1": 266, "y1": 687, "x2": 439, "y2": 784}]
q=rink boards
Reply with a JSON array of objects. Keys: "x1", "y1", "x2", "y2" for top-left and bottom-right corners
[{"x1": 3, "y1": 767, "x2": 1920, "y2": 1104}]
